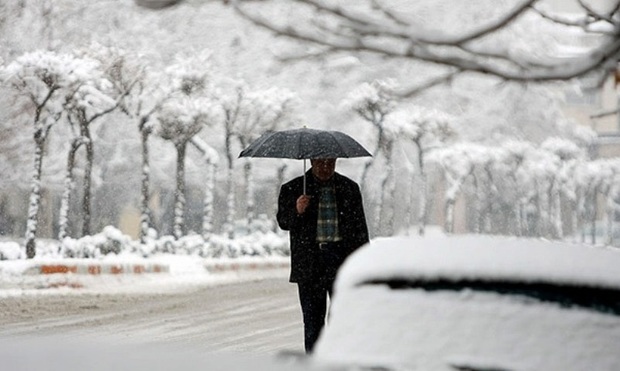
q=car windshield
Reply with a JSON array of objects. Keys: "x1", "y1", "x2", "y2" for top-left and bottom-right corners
[{"x1": 365, "y1": 279, "x2": 620, "y2": 316}]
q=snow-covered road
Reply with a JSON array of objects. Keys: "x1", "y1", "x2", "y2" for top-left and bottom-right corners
[{"x1": 0, "y1": 277, "x2": 303, "y2": 354}]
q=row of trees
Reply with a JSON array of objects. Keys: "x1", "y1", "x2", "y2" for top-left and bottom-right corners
[
  {"x1": 429, "y1": 139, "x2": 620, "y2": 245},
  {"x1": 1, "y1": 46, "x2": 298, "y2": 258},
  {"x1": 3, "y1": 44, "x2": 617, "y2": 258},
  {"x1": 339, "y1": 79, "x2": 620, "y2": 245}
]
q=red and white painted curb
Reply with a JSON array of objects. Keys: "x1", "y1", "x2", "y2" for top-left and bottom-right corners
[
  {"x1": 23, "y1": 263, "x2": 170, "y2": 275},
  {"x1": 17, "y1": 259, "x2": 290, "y2": 276}
]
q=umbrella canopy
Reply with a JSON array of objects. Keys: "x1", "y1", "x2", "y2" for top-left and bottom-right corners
[
  {"x1": 238, "y1": 128, "x2": 372, "y2": 159},
  {"x1": 239, "y1": 128, "x2": 371, "y2": 194}
]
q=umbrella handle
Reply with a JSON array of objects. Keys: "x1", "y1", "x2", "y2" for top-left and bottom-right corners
[{"x1": 303, "y1": 159, "x2": 307, "y2": 195}]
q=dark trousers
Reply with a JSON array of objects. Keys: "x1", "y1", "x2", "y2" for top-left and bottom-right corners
[{"x1": 297, "y1": 279, "x2": 334, "y2": 353}]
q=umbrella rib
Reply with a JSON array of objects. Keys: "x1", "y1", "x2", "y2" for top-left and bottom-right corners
[
  {"x1": 335, "y1": 134, "x2": 349, "y2": 158},
  {"x1": 329, "y1": 132, "x2": 350, "y2": 158},
  {"x1": 298, "y1": 130, "x2": 304, "y2": 159}
]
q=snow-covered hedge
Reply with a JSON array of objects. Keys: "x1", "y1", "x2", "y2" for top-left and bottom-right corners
[
  {"x1": 0, "y1": 225, "x2": 290, "y2": 260},
  {"x1": 0, "y1": 241, "x2": 22, "y2": 260}
]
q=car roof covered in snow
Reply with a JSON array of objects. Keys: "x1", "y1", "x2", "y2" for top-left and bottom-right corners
[{"x1": 335, "y1": 234, "x2": 620, "y2": 292}]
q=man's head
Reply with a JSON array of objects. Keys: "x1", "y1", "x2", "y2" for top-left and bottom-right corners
[{"x1": 311, "y1": 158, "x2": 337, "y2": 182}]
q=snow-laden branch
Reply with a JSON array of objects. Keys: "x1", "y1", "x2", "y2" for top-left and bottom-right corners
[
  {"x1": 231, "y1": 0, "x2": 620, "y2": 84},
  {"x1": 190, "y1": 136, "x2": 220, "y2": 164},
  {"x1": 532, "y1": 4, "x2": 616, "y2": 34}
]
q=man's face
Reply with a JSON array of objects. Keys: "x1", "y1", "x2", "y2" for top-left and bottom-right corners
[{"x1": 311, "y1": 158, "x2": 337, "y2": 181}]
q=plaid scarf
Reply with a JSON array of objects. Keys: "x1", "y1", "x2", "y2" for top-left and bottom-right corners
[{"x1": 316, "y1": 183, "x2": 341, "y2": 243}]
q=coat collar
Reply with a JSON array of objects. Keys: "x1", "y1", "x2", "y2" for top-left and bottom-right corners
[{"x1": 304, "y1": 170, "x2": 342, "y2": 193}]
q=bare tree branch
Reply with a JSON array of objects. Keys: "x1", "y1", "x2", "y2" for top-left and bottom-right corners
[
  {"x1": 443, "y1": 0, "x2": 538, "y2": 45},
  {"x1": 398, "y1": 70, "x2": 461, "y2": 98},
  {"x1": 231, "y1": 0, "x2": 620, "y2": 85},
  {"x1": 370, "y1": 0, "x2": 409, "y2": 26},
  {"x1": 577, "y1": 0, "x2": 616, "y2": 23},
  {"x1": 274, "y1": 47, "x2": 333, "y2": 62},
  {"x1": 531, "y1": 5, "x2": 614, "y2": 34}
]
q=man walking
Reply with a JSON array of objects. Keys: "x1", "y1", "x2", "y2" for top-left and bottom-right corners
[{"x1": 277, "y1": 158, "x2": 369, "y2": 353}]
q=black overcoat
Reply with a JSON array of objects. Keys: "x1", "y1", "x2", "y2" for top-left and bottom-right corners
[{"x1": 277, "y1": 170, "x2": 370, "y2": 283}]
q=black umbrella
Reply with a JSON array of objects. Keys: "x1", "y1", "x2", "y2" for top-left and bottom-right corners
[{"x1": 239, "y1": 128, "x2": 372, "y2": 193}]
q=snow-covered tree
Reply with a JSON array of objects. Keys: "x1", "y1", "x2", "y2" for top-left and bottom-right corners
[
  {"x1": 341, "y1": 79, "x2": 398, "y2": 235},
  {"x1": 108, "y1": 49, "x2": 168, "y2": 244},
  {"x1": 219, "y1": 79, "x2": 246, "y2": 238},
  {"x1": 234, "y1": 86, "x2": 298, "y2": 226},
  {"x1": 428, "y1": 143, "x2": 480, "y2": 233},
  {"x1": 57, "y1": 136, "x2": 85, "y2": 241},
  {"x1": 218, "y1": 79, "x2": 298, "y2": 235},
  {"x1": 60, "y1": 45, "x2": 143, "y2": 240},
  {"x1": 540, "y1": 137, "x2": 586, "y2": 239},
  {"x1": 2, "y1": 50, "x2": 98, "y2": 258},
  {"x1": 190, "y1": 137, "x2": 220, "y2": 242},
  {"x1": 155, "y1": 50, "x2": 220, "y2": 240},
  {"x1": 493, "y1": 140, "x2": 537, "y2": 236},
  {"x1": 341, "y1": 79, "x2": 397, "y2": 192},
  {"x1": 466, "y1": 145, "x2": 497, "y2": 234},
  {"x1": 157, "y1": 96, "x2": 219, "y2": 240},
  {"x1": 385, "y1": 105, "x2": 456, "y2": 235},
  {"x1": 590, "y1": 158, "x2": 620, "y2": 246},
  {"x1": 62, "y1": 51, "x2": 128, "y2": 237}
]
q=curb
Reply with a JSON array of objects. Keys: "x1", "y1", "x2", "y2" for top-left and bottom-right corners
[
  {"x1": 23, "y1": 263, "x2": 170, "y2": 275},
  {"x1": 17, "y1": 260, "x2": 290, "y2": 276}
]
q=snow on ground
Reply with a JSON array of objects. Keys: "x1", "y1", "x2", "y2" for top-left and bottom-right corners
[
  {"x1": 2, "y1": 232, "x2": 620, "y2": 370},
  {"x1": 0, "y1": 226, "x2": 291, "y2": 298},
  {"x1": 0, "y1": 254, "x2": 290, "y2": 298}
]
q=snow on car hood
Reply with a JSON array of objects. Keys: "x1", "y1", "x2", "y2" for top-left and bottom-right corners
[{"x1": 335, "y1": 234, "x2": 620, "y2": 292}]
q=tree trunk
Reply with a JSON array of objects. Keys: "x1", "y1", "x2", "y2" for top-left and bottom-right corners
[
  {"x1": 472, "y1": 175, "x2": 481, "y2": 234},
  {"x1": 81, "y1": 139, "x2": 93, "y2": 236},
  {"x1": 515, "y1": 201, "x2": 525, "y2": 237},
  {"x1": 589, "y1": 189, "x2": 598, "y2": 244},
  {"x1": 202, "y1": 161, "x2": 216, "y2": 242},
  {"x1": 139, "y1": 126, "x2": 151, "y2": 244},
  {"x1": 605, "y1": 187, "x2": 615, "y2": 246},
  {"x1": 225, "y1": 167, "x2": 236, "y2": 238},
  {"x1": 380, "y1": 143, "x2": 394, "y2": 236},
  {"x1": 244, "y1": 160, "x2": 254, "y2": 227},
  {"x1": 379, "y1": 170, "x2": 394, "y2": 236},
  {"x1": 58, "y1": 138, "x2": 83, "y2": 240},
  {"x1": 224, "y1": 125, "x2": 235, "y2": 238},
  {"x1": 173, "y1": 142, "x2": 187, "y2": 240},
  {"x1": 415, "y1": 141, "x2": 426, "y2": 236},
  {"x1": 361, "y1": 124, "x2": 384, "y2": 195},
  {"x1": 445, "y1": 199, "x2": 455, "y2": 234},
  {"x1": 78, "y1": 118, "x2": 94, "y2": 237},
  {"x1": 374, "y1": 172, "x2": 387, "y2": 236},
  {"x1": 25, "y1": 140, "x2": 45, "y2": 259},
  {"x1": 360, "y1": 158, "x2": 373, "y2": 196},
  {"x1": 553, "y1": 183, "x2": 563, "y2": 239},
  {"x1": 418, "y1": 172, "x2": 427, "y2": 236}
]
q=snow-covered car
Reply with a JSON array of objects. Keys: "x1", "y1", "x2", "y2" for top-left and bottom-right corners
[{"x1": 312, "y1": 235, "x2": 620, "y2": 371}]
